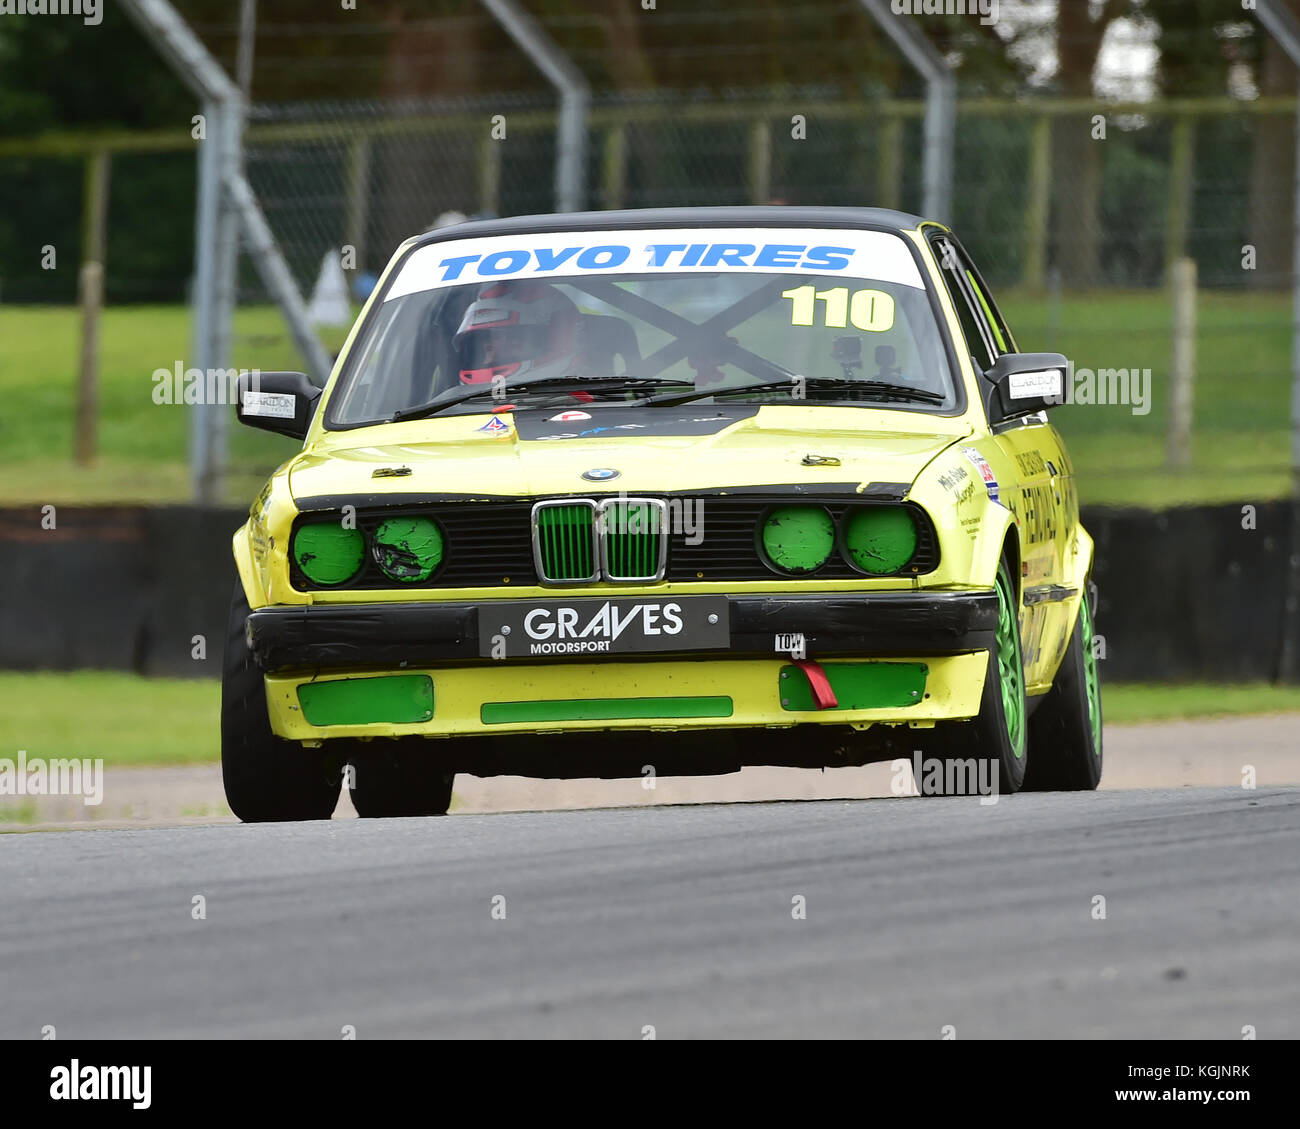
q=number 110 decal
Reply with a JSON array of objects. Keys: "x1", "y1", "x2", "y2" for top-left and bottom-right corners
[{"x1": 781, "y1": 285, "x2": 895, "y2": 331}]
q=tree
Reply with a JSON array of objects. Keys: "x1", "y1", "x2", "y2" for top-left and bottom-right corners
[
  {"x1": 1247, "y1": 0, "x2": 1300, "y2": 288},
  {"x1": 1051, "y1": 0, "x2": 1132, "y2": 287}
]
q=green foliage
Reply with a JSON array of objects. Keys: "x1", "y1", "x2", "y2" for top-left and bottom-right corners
[
  {"x1": 0, "y1": 4, "x2": 185, "y2": 132},
  {"x1": 1098, "y1": 125, "x2": 1170, "y2": 287},
  {"x1": 1147, "y1": 0, "x2": 1247, "y2": 96}
]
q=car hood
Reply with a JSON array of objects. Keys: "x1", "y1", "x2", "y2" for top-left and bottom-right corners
[{"x1": 288, "y1": 404, "x2": 972, "y2": 503}]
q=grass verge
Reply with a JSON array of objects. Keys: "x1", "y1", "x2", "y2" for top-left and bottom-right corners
[
  {"x1": 0, "y1": 291, "x2": 1293, "y2": 508},
  {"x1": 1099, "y1": 681, "x2": 1300, "y2": 724},
  {"x1": 0, "y1": 672, "x2": 218, "y2": 766}
]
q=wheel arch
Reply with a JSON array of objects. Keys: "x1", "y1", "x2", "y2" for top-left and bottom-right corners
[{"x1": 1000, "y1": 526, "x2": 1022, "y2": 608}]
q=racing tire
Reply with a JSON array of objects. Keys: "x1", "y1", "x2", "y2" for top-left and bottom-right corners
[
  {"x1": 221, "y1": 583, "x2": 343, "y2": 823},
  {"x1": 348, "y1": 740, "x2": 455, "y2": 817},
  {"x1": 922, "y1": 559, "x2": 1029, "y2": 797},
  {"x1": 1023, "y1": 584, "x2": 1103, "y2": 792}
]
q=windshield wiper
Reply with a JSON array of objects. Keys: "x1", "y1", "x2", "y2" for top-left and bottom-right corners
[
  {"x1": 646, "y1": 376, "x2": 948, "y2": 408},
  {"x1": 390, "y1": 376, "x2": 696, "y2": 423}
]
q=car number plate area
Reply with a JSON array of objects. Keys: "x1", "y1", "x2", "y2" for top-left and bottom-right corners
[{"x1": 478, "y1": 596, "x2": 730, "y2": 658}]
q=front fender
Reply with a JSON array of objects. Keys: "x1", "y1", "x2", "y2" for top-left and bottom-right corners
[
  {"x1": 909, "y1": 444, "x2": 1020, "y2": 595},
  {"x1": 232, "y1": 461, "x2": 305, "y2": 611}
]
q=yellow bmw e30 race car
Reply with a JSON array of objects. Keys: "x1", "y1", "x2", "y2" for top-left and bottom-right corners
[{"x1": 223, "y1": 206, "x2": 1102, "y2": 821}]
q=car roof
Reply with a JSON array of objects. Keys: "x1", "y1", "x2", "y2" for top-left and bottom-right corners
[{"x1": 410, "y1": 205, "x2": 935, "y2": 248}]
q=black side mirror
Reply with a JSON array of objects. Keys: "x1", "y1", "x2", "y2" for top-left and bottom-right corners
[
  {"x1": 983, "y1": 352, "x2": 1069, "y2": 423},
  {"x1": 235, "y1": 371, "x2": 321, "y2": 441}
]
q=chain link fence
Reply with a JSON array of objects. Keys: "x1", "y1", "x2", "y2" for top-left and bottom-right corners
[
  {"x1": 0, "y1": 92, "x2": 1286, "y2": 299},
  {"x1": 231, "y1": 91, "x2": 1290, "y2": 295}
]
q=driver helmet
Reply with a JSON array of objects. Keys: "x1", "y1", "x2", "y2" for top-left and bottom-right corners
[{"x1": 453, "y1": 280, "x2": 580, "y2": 385}]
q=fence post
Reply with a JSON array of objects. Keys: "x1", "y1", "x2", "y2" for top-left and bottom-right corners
[
  {"x1": 477, "y1": 129, "x2": 501, "y2": 216},
  {"x1": 1022, "y1": 114, "x2": 1050, "y2": 291},
  {"x1": 1167, "y1": 256, "x2": 1197, "y2": 471},
  {"x1": 76, "y1": 148, "x2": 110, "y2": 466},
  {"x1": 748, "y1": 118, "x2": 771, "y2": 204},
  {"x1": 75, "y1": 264, "x2": 103, "y2": 467},
  {"x1": 208, "y1": 99, "x2": 241, "y2": 506},
  {"x1": 877, "y1": 113, "x2": 902, "y2": 210},
  {"x1": 1164, "y1": 115, "x2": 1195, "y2": 281},
  {"x1": 344, "y1": 133, "x2": 372, "y2": 270},
  {"x1": 601, "y1": 122, "x2": 627, "y2": 211}
]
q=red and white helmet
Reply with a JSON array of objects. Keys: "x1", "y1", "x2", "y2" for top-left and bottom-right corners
[{"x1": 453, "y1": 280, "x2": 580, "y2": 385}]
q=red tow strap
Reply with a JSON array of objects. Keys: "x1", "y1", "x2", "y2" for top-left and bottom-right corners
[{"x1": 792, "y1": 659, "x2": 839, "y2": 710}]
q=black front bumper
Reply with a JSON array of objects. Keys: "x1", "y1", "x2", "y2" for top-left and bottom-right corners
[{"x1": 246, "y1": 590, "x2": 997, "y2": 672}]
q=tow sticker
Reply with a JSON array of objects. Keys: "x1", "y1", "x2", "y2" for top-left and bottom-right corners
[{"x1": 960, "y1": 446, "x2": 1000, "y2": 505}]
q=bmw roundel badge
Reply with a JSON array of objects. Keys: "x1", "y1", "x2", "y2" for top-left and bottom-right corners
[{"x1": 582, "y1": 467, "x2": 620, "y2": 482}]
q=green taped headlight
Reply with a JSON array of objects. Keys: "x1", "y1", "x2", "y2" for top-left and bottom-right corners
[
  {"x1": 761, "y1": 506, "x2": 835, "y2": 574},
  {"x1": 843, "y1": 506, "x2": 918, "y2": 574},
  {"x1": 372, "y1": 516, "x2": 444, "y2": 583},
  {"x1": 292, "y1": 520, "x2": 365, "y2": 586}
]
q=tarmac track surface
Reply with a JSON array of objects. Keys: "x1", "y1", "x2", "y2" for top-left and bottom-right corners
[{"x1": 1, "y1": 781, "x2": 1297, "y2": 1038}]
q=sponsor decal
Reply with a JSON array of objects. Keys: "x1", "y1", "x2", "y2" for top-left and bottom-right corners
[
  {"x1": 775, "y1": 632, "x2": 806, "y2": 659},
  {"x1": 1019, "y1": 482, "x2": 1058, "y2": 546},
  {"x1": 960, "y1": 446, "x2": 1000, "y2": 505},
  {"x1": 481, "y1": 595, "x2": 730, "y2": 657},
  {"x1": 477, "y1": 416, "x2": 512, "y2": 436},
  {"x1": 549, "y1": 410, "x2": 592, "y2": 421},
  {"x1": 240, "y1": 390, "x2": 295, "y2": 419},
  {"x1": 1008, "y1": 368, "x2": 1064, "y2": 400},
  {"x1": 384, "y1": 227, "x2": 926, "y2": 300},
  {"x1": 514, "y1": 404, "x2": 758, "y2": 441},
  {"x1": 1014, "y1": 449, "x2": 1047, "y2": 477},
  {"x1": 936, "y1": 464, "x2": 969, "y2": 492}
]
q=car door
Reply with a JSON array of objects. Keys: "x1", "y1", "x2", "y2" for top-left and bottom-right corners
[{"x1": 927, "y1": 232, "x2": 1076, "y2": 691}]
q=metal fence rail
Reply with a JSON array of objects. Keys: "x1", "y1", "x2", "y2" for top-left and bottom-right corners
[{"x1": 2, "y1": 93, "x2": 1296, "y2": 301}]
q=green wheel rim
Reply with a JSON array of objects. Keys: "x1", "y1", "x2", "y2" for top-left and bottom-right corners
[
  {"x1": 1080, "y1": 594, "x2": 1102, "y2": 756},
  {"x1": 996, "y1": 567, "x2": 1026, "y2": 758}
]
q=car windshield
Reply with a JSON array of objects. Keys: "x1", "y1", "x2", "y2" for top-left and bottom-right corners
[{"x1": 326, "y1": 226, "x2": 959, "y2": 426}]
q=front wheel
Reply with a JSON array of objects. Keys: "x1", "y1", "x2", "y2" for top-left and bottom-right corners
[
  {"x1": 922, "y1": 560, "x2": 1028, "y2": 796},
  {"x1": 1023, "y1": 586, "x2": 1103, "y2": 791},
  {"x1": 221, "y1": 583, "x2": 343, "y2": 822}
]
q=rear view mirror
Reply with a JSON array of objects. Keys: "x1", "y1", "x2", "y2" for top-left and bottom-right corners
[
  {"x1": 235, "y1": 371, "x2": 321, "y2": 441},
  {"x1": 984, "y1": 352, "x2": 1069, "y2": 423}
]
